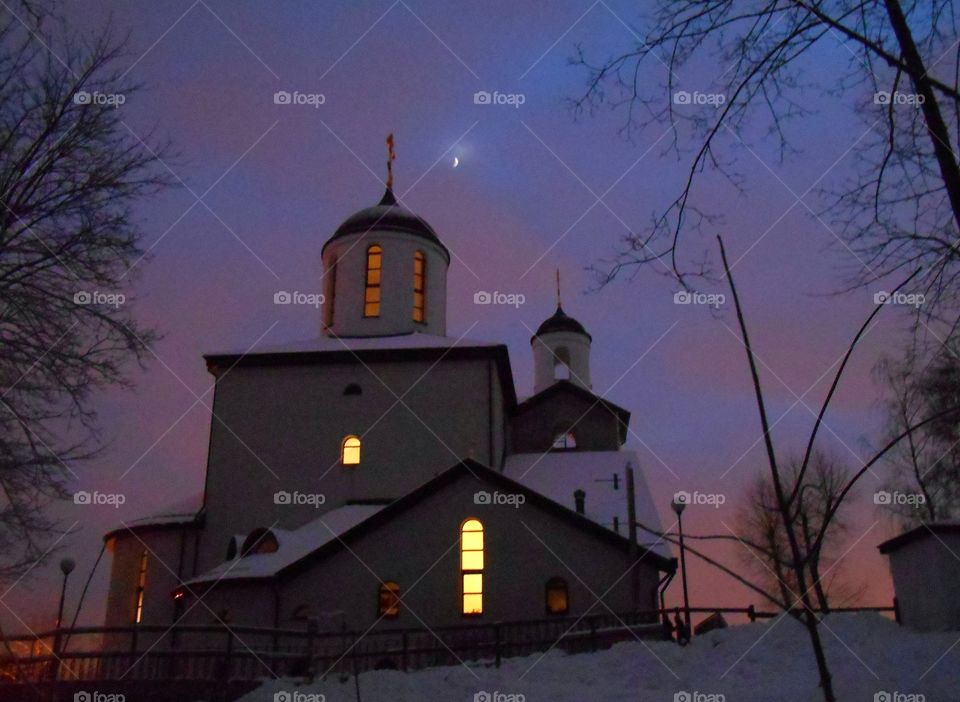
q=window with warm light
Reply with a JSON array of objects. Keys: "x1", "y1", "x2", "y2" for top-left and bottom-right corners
[
  {"x1": 461, "y1": 519, "x2": 484, "y2": 615},
  {"x1": 413, "y1": 251, "x2": 426, "y2": 322},
  {"x1": 134, "y1": 550, "x2": 148, "y2": 624},
  {"x1": 364, "y1": 245, "x2": 382, "y2": 317},
  {"x1": 241, "y1": 528, "x2": 279, "y2": 556},
  {"x1": 378, "y1": 581, "x2": 401, "y2": 617},
  {"x1": 342, "y1": 435, "x2": 361, "y2": 465},
  {"x1": 292, "y1": 604, "x2": 314, "y2": 622},
  {"x1": 545, "y1": 577, "x2": 569, "y2": 615}
]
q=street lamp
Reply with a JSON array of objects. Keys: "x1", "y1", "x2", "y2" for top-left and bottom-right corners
[
  {"x1": 671, "y1": 498, "x2": 692, "y2": 636},
  {"x1": 50, "y1": 557, "x2": 75, "y2": 681},
  {"x1": 56, "y1": 557, "x2": 75, "y2": 630}
]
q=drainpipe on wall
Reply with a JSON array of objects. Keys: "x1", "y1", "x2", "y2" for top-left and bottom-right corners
[
  {"x1": 626, "y1": 464, "x2": 639, "y2": 612},
  {"x1": 658, "y1": 569, "x2": 675, "y2": 616}
]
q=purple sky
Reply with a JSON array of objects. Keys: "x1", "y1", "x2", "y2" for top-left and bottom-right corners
[{"x1": 2, "y1": 0, "x2": 914, "y2": 630}]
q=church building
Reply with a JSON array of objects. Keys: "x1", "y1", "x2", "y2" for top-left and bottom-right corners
[{"x1": 102, "y1": 182, "x2": 673, "y2": 636}]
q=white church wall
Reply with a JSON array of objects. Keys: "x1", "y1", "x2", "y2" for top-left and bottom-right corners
[
  {"x1": 257, "y1": 470, "x2": 662, "y2": 631},
  {"x1": 532, "y1": 332, "x2": 591, "y2": 394},
  {"x1": 322, "y1": 230, "x2": 448, "y2": 338},
  {"x1": 194, "y1": 355, "x2": 505, "y2": 580},
  {"x1": 103, "y1": 527, "x2": 197, "y2": 651}
]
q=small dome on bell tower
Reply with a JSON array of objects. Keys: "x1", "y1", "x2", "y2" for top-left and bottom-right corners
[{"x1": 530, "y1": 272, "x2": 592, "y2": 393}]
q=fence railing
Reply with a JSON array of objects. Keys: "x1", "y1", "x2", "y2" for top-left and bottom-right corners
[{"x1": 0, "y1": 604, "x2": 898, "y2": 685}]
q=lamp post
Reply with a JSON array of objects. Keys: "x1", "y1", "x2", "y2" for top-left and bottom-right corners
[
  {"x1": 51, "y1": 557, "x2": 75, "y2": 680},
  {"x1": 671, "y1": 498, "x2": 691, "y2": 635},
  {"x1": 56, "y1": 557, "x2": 75, "y2": 629}
]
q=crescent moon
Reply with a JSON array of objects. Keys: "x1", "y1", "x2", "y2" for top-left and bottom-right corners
[{"x1": 453, "y1": 156, "x2": 460, "y2": 168}]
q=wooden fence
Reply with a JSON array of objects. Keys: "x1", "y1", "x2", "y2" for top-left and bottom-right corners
[{"x1": 0, "y1": 604, "x2": 897, "y2": 685}]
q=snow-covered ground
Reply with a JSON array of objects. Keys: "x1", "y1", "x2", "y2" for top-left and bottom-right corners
[{"x1": 239, "y1": 613, "x2": 960, "y2": 702}]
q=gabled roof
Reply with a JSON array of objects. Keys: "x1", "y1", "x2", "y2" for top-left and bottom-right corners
[
  {"x1": 180, "y1": 459, "x2": 674, "y2": 591},
  {"x1": 514, "y1": 380, "x2": 631, "y2": 443},
  {"x1": 877, "y1": 520, "x2": 960, "y2": 554},
  {"x1": 503, "y1": 450, "x2": 669, "y2": 559}
]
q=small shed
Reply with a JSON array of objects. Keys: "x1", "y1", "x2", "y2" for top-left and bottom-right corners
[{"x1": 878, "y1": 521, "x2": 960, "y2": 631}]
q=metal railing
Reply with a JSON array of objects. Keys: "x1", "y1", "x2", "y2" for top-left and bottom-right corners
[{"x1": 0, "y1": 604, "x2": 897, "y2": 684}]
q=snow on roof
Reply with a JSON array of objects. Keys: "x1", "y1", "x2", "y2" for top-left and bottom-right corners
[
  {"x1": 503, "y1": 450, "x2": 670, "y2": 558},
  {"x1": 206, "y1": 332, "x2": 502, "y2": 358},
  {"x1": 877, "y1": 519, "x2": 960, "y2": 553},
  {"x1": 184, "y1": 504, "x2": 384, "y2": 584},
  {"x1": 106, "y1": 495, "x2": 203, "y2": 535}
]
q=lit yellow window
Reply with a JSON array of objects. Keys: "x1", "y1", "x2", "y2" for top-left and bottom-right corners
[
  {"x1": 341, "y1": 435, "x2": 361, "y2": 465},
  {"x1": 134, "y1": 550, "x2": 148, "y2": 624},
  {"x1": 379, "y1": 581, "x2": 401, "y2": 617},
  {"x1": 545, "y1": 577, "x2": 569, "y2": 615},
  {"x1": 364, "y1": 245, "x2": 382, "y2": 317},
  {"x1": 413, "y1": 251, "x2": 426, "y2": 322},
  {"x1": 461, "y1": 519, "x2": 484, "y2": 615}
]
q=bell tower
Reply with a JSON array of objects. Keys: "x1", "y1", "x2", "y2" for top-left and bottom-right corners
[
  {"x1": 320, "y1": 136, "x2": 450, "y2": 338},
  {"x1": 531, "y1": 272, "x2": 592, "y2": 393}
]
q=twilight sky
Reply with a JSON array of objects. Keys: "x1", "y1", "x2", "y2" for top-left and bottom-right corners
[{"x1": 2, "y1": 0, "x2": 920, "y2": 630}]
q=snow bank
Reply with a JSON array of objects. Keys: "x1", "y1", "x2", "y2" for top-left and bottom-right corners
[{"x1": 237, "y1": 613, "x2": 960, "y2": 702}]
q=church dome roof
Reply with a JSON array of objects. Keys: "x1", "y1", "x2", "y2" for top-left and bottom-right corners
[
  {"x1": 533, "y1": 305, "x2": 591, "y2": 342},
  {"x1": 323, "y1": 188, "x2": 449, "y2": 260}
]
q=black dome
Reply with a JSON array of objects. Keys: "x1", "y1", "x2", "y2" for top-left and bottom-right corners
[
  {"x1": 323, "y1": 188, "x2": 449, "y2": 261},
  {"x1": 532, "y1": 305, "x2": 591, "y2": 342}
]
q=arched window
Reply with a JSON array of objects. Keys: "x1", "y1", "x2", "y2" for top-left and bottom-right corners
[
  {"x1": 341, "y1": 435, "x2": 361, "y2": 465},
  {"x1": 413, "y1": 251, "x2": 426, "y2": 322},
  {"x1": 292, "y1": 604, "x2": 314, "y2": 622},
  {"x1": 545, "y1": 577, "x2": 569, "y2": 615},
  {"x1": 552, "y1": 430, "x2": 577, "y2": 450},
  {"x1": 364, "y1": 245, "x2": 382, "y2": 317},
  {"x1": 324, "y1": 256, "x2": 337, "y2": 327},
  {"x1": 461, "y1": 519, "x2": 484, "y2": 615},
  {"x1": 134, "y1": 550, "x2": 148, "y2": 624},
  {"x1": 553, "y1": 346, "x2": 571, "y2": 380},
  {"x1": 241, "y1": 528, "x2": 279, "y2": 556},
  {"x1": 343, "y1": 383, "x2": 362, "y2": 396},
  {"x1": 378, "y1": 581, "x2": 401, "y2": 618}
]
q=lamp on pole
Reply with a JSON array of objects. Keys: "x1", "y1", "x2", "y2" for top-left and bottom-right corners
[
  {"x1": 671, "y1": 498, "x2": 692, "y2": 635},
  {"x1": 50, "y1": 557, "x2": 75, "y2": 680},
  {"x1": 56, "y1": 557, "x2": 75, "y2": 630}
]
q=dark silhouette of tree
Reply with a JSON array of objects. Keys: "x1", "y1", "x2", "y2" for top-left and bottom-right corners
[
  {"x1": 736, "y1": 452, "x2": 863, "y2": 612},
  {"x1": 575, "y1": 1, "x2": 960, "y2": 326},
  {"x1": 0, "y1": 1, "x2": 172, "y2": 581},
  {"x1": 717, "y1": 235, "x2": 955, "y2": 702},
  {"x1": 877, "y1": 340, "x2": 960, "y2": 525}
]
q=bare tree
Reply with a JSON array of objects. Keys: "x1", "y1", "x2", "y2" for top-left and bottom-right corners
[
  {"x1": 575, "y1": 1, "x2": 960, "y2": 324},
  {"x1": 876, "y1": 340, "x2": 960, "y2": 524},
  {"x1": 736, "y1": 452, "x2": 863, "y2": 612},
  {"x1": 715, "y1": 234, "x2": 960, "y2": 701},
  {"x1": 0, "y1": 2, "x2": 171, "y2": 580}
]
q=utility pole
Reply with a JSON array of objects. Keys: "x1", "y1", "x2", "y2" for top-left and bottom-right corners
[
  {"x1": 626, "y1": 463, "x2": 639, "y2": 612},
  {"x1": 671, "y1": 497, "x2": 692, "y2": 635}
]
